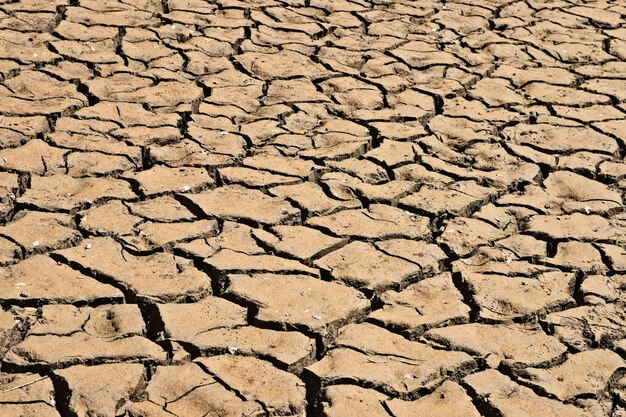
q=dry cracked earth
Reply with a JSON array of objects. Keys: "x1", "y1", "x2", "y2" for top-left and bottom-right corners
[{"x1": 0, "y1": 0, "x2": 625, "y2": 416}]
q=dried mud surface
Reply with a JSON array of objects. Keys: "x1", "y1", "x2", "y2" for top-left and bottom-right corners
[{"x1": 0, "y1": 0, "x2": 625, "y2": 416}]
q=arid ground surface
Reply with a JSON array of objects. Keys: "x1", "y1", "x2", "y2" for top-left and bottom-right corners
[{"x1": 0, "y1": 0, "x2": 625, "y2": 416}]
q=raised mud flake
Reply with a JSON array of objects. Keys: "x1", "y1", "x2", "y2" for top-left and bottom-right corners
[
  {"x1": 469, "y1": 78, "x2": 528, "y2": 107},
  {"x1": 437, "y1": 217, "x2": 507, "y2": 258},
  {"x1": 156, "y1": 296, "x2": 247, "y2": 341},
  {"x1": 350, "y1": 180, "x2": 419, "y2": 205},
  {"x1": 0, "y1": 115, "x2": 49, "y2": 148},
  {"x1": 218, "y1": 166, "x2": 301, "y2": 188},
  {"x1": 542, "y1": 303, "x2": 626, "y2": 351},
  {"x1": 515, "y1": 349, "x2": 625, "y2": 401},
  {"x1": 65, "y1": 6, "x2": 160, "y2": 27},
  {"x1": 225, "y1": 273, "x2": 369, "y2": 335},
  {"x1": 1, "y1": 71, "x2": 86, "y2": 116},
  {"x1": 542, "y1": 241, "x2": 608, "y2": 274},
  {"x1": 306, "y1": 323, "x2": 476, "y2": 399},
  {"x1": 477, "y1": 206, "x2": 542, "y2": 239},
  {"x1": 185, "y1": 185, "x2": 300, "y2": 226},
  {"x1": 19, "y1": 174, "x2": 136, "y2": 212},
  {"x1": 264, "y1": 77, "x2": 330, "y2": 105},
  {"x1": 394, "y1": 163, "x2": 455, "y2": 186},
  {"x1": 399, "y1": 181, "x2": 494, "y2": 217},
  {"x1": 495, "y1": 184, "x2": 565, "y2": 215},
  {"x1": 204, "y1": 248, "x2": 318, "y2": 278},
  {"x1": 75, "y1": 101, "x2": 180, "y2": 128},
  {"x1": 314, "y1": 241, "x2": 423, "y2": 292},
  {"x1": 242, "y1": 154, "x2": 318, "y2": 179},
  {"x1": 391, "y1": 44, "x2": 463, "y2": 69},
  {"x1": 0, "y1": 237, "x2": 20, "y2": 265},
  {"x1": 54, "y1": 237, "x2": 211, "y2": 303},
  {"x1": 370, "y1": 121, "x2": 428, "y2": 141},
  {"x1": 0, "y1": 256, "x2": 123, "y2": 306},
  {"x1": 52, "y1": 363, "x2": 145, "y2": 417},
  {"x1": 320, "y1": 76, "x2": 385, "y2": 110},
  {"x1": 543, "y1": 170, "x2": 623, "y2": 214},
  {"x1": 112, "y1": 125, "x2": 182, "y2": 148},
  {"x1": 582, "y1": 78, "x2": 626, "y2": 102},
  {"x1": 43, "y1": 61, "x2": 92, "y2": 82},
  {"x1": 186, "y1": 123, "x2": 247, "y2": 158},
  {"x1": 523, "y1": 82, "x2": 611, "y2": 106},
  {"x1": 120, "y1": 400, "x2": 172, "y2": 417},
  {"x1": 236, "y1": 49, "x2": 332, "y2": 80},
  {"x1": 88, "y1": 79, "x2": 202, "y2": 112},
  {"x1": 197, "y1": 355, "x2": 306, "y2": 415},
  {"x1": 0, "y1": 139, "x2": 66, "y2": 176},
  {"x1": 120, "y1": 219, "x2": 219, "y2": 252},
  {"x1": 0, "y1": 30, "x2": 60, "y2": 64},
  {"x1": 369, "y1": 273, "x2": 470, "y2": 338},
  {"x1": 463, "y1": 369, "x2": 590, "y2": 417},
  {"x1": 47, "y1": 131, "x2": 143, "y2": 165},
  {"x1": 442, "y1": 97, "x2": 520, "y2": 124},
  {"x1": 580, "y1": 274, "x2": 625, "y2": 303},
  {"x1": 156, "y1": 296, "x2": 308, "y2": 370},
  {"x1": 424, "y1": 323, "x2": 568, "y2": 369},
  {"x1": 312, "y1": 173, "x2": 363, "y2": 205},
  {"x1": 127, "y1": 196, "x2": 195, "y2": 222},
  {"x1": 3, "y1": 304, "x2": 167, "y2": 370},
  {"x1": 386, "y1": 380, "x2": 481, "y2": 417},
  {"x1": 0, "y1": 309, "x2": 29, "y2": 357},
  {"x1": 0, "y1": 211, "x2": 81, "y2": 254},
  {"x1": 306, "y1": 204, "x2": 430, "y2": 240},
  {"x1": 270, "y1": 181, "x2": 361, "y2": 216},
  {"x1": 375, "y1": 239, "x2": 446, "y2": 274},
  {"x1": 240, "y1": 119, "x2": 288, "y2": 147},
  {"x1": 597, "y1": 243, "x2": 626, "y2": 273},
  {"x1": 298, "y1": 137, "x2": 370, "y2": 161},
  {"x1": 568, "y1": 5, "x2": 623, "y2": 28},
  {"x1": 427, "y1": 115, "x2": 497, "y2": 148},
  {"x1": 599, "y1": 160, "x2": 626, "y2": 182},
  {"x1": 67, "y1": 151, "x2": 137, "y2": 177},
  {"x1": 147, "y1": 141, "x2": 235, "y2": 169},
  {"x1": 128, "y1": 363, "x2": 263, "y2": 417},
  {"x1": 320, "y1": 385, "x2": 390, "y2": 417},
  {"x1": 421, "y1": 155, "x2": 540, "y2": 191},
  {"x1": 122, "y1": 165, "x2": 215, "y2": 197},
  {"x1": 502, "y1": 123, "x2": 620, "y2": 155},
  {"x1": 121, "y1": 39, "x2": 181, "y2": 69},
  {"x1": 524, "y1": 213, "x2": 613, "y2": 242},
  {"x1": 204, "y1": 84, "x2": 263, "y2": 116},
  {"x1": 555, "y1": 152, "x2": 613, "y2": 177},
  {"x1": 0, "y1": 371, "x2": 60, "y2": 417},
  {"x1": 78, "y1": 201, "x2": 143, "y2": 236},
  {"x1": 175, "y1": 221, "x2": 265, "y2": 259},
  {"x1": 51, "y1": 38, "x2": 123, "y2": 66},
  {"x1": 26, "y1": 303, "x2": 144, "y2": 338},
  {"x1": 363, "y1": 140, "x2": 420, "y2": 168},
  {"x1": 454, "y1": 248, "x2": 558, "y2": 279},
  {"x1": 552, "y1": 103, "x2": 626, "y2": 123},
  {"x1": 595, "y1": 119, "x2": 626, "y2": 145},
  {"x1": 541, "y1": 37, "x2": 615, "y2": 65},
  {"x1": 252, "y1": 225, "x2": 347, "y2": 261},
  {"x1": 326, "y1": 158, "x2": 389, "y2": 185},
  {"x1": 460, "y1": 270, "x2": 576, "y2": 322}
]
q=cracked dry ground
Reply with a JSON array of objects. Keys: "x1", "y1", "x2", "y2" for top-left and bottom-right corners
[{"x1": 0, "y1": 0, "x2": 626, "y2": 417}]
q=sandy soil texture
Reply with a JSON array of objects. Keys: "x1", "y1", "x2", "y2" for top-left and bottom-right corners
[{"x1": 0, "y1": 0, "x2": 625, "y2": 416}]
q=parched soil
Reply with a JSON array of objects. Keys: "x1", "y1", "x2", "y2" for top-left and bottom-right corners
[{"x1": 0, "y1": 0, "x2": 625, "y2": 416}]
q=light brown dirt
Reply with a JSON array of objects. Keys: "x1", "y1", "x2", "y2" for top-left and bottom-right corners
[{"x1": 0, "y1": 0, "x2": 625, "y2": 416}]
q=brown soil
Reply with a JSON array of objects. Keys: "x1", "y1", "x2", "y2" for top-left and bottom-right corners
[{"x1": 0, "y1": 0, "x2": 625, "y2": 416}]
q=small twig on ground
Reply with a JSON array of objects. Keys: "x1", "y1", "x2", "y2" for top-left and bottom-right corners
[{"x1": 1, "y1": 375, "x2": 49, "y2": 394}]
